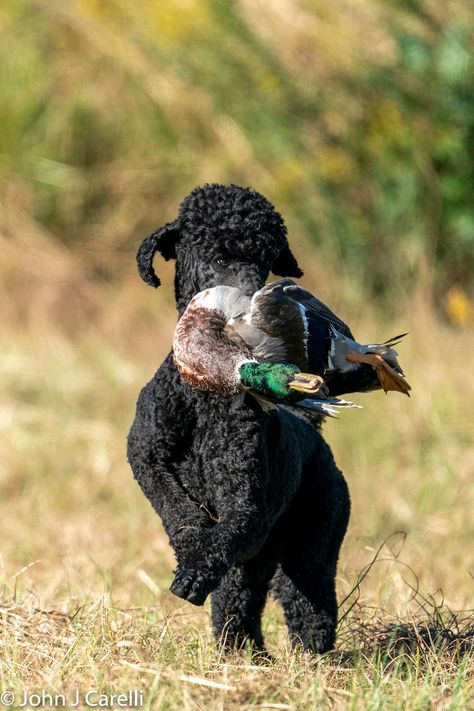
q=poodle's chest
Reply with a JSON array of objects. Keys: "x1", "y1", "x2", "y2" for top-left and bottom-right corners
[
  {"x1": 190, "y1": 399, "x2": 265, "y2": 460},
  {"x1": 178, "y1": 397, "x2": 313, "y2": 479}
]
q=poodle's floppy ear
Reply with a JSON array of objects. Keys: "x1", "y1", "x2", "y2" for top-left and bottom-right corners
[
  {"x1": 271, "y1": 244, "x2": 304, "y2": 278},
  {"x1": 136, "y1": 219, "x2": 181, "y2": 288}
]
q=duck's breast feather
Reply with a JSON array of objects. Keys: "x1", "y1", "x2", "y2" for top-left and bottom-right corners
[{"x1": 173, "y1": 302, "x2": 252, "y2": 395}]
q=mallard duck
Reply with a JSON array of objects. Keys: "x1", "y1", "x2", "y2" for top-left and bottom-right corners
[
  {"x1": 171, "y1": 286, "x2": 338, "y2": 417},
  {"x1": 172, "y1": 279, "x2": 410, "y2": 415}
]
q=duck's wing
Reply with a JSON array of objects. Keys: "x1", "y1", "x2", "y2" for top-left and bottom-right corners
[
  {"x1": 267, "y1": 283, "x2": 411, "y2": 397},
  {"x1": 247, "y1": 279, "x2": 354, "y2": 375},
  {"x1": 280, "y1": 282, "x2": 354, "y2": 339},
  {"x1": 225, "y1": 318, "x2": 291, "y2": 364},
  {"x1": 241, "y1": 279, "x2": 309, "y2": 369}
]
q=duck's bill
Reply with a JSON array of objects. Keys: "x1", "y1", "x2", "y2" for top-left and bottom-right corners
[{"x1": 288, "y1": 373, "x2": 325, "y2": 395}]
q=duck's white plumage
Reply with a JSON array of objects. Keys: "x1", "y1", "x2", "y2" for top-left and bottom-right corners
[{"x1": 193, "y1": 286, "x2": 251, "y2": 322}]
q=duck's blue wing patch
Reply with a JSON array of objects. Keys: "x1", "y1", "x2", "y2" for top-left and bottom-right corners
[{"x1": 305, "y1": 309, "x2": 332, "y2": 375}]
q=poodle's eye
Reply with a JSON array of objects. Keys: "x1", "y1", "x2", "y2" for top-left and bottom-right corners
[{"x1": 216, "y1": 257, "x2": 231, "y2": 268}]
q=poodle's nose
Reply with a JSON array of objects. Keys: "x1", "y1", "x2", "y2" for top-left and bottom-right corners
[
  {"x1": 236, "y1": 281, "x2": 264, "y2": 297},
  {"x1": 232, "y1": 267, "x2": 265, "y2": 296}
]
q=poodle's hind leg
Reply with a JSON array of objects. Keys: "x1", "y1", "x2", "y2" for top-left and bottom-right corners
[
  {"x1": 272, "y1": 560, "x2": 339, "y2": 653},
  {"x1": 272, "y1": 447, "x2": 350, "y2": 654},
  {"x1": 211, "y1": 553, "x2": 277, "y2": 654}
]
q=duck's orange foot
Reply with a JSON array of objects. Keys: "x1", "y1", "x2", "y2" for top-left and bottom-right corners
[{"x1": 346, "y1": 351, "x2": 412, "y2": 396}]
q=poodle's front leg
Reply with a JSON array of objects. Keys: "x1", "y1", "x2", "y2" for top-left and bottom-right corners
[
  {"x1": 170, "y1": 502, "x2": 272, "y2": 606},
  {"x1": 169, "y1": 404, "x2": 280, "y2": 606},
  {"x1": 170, "y1": 403, "x2": 304, "y2": 606}
]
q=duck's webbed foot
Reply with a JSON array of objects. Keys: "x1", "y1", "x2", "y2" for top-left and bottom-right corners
[{"x1": 346, "y1": 351, "x2": 411, "y2": 396}]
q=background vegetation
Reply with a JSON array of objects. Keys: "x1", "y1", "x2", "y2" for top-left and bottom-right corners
[{"x1": 1, "y1": 0, "x2": 473, "y2": 708}]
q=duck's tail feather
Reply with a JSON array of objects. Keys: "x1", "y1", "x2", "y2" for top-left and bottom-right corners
[
  {"x1": 295, "y1": 397, "x2": 362, "y2": 418},
  {"x1": 381, "y1": 332, "x2": 409, "y2": 348}
]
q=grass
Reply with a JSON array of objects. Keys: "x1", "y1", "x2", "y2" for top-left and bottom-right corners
[{"x1": 0, "y1": 235, "x2": 473, "y2": 708}]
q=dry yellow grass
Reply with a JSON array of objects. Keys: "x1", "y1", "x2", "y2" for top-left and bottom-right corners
[{"x1": 0, "y1": 237, "x2": 473, "y2": 709}]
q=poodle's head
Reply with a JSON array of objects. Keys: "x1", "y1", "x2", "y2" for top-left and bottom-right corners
[{"x1": 137, "y1": 183, "x2": 303, "y2": 313}]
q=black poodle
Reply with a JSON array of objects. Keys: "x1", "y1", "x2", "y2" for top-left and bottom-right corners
[{"x1": 127, "y1": 184, "x2": 377, "y2": 653}]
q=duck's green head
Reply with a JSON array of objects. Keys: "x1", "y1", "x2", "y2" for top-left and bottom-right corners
[{"x1": 239, "y1": 362, "x2": 310, "y2": 402}]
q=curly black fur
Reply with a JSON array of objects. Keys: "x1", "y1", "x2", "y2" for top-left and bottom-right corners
[{"x1": 128, "y1": 184, "x2": 377, "y2": 654}]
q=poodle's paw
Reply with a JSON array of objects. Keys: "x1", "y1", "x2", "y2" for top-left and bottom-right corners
[{"x1": 170, "y1": 568, "x2": 214, "y2": 606}]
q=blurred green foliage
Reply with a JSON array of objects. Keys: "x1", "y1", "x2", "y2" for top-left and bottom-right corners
[{"x1": 1, "y1": 0, "x2": 473, "y2": 299}]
